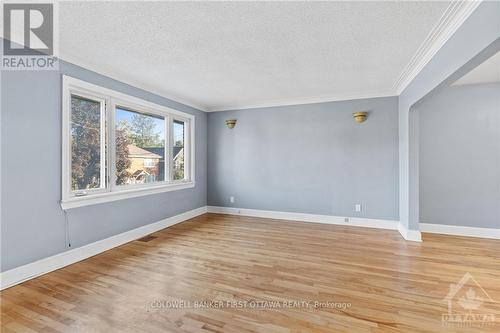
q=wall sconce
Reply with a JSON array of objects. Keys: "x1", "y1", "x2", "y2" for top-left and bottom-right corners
[
  {"x1": 226, "y1": 119, "x2": 237, "y2": 129},
  {"x1": 352, "y1": 111, "x2": 368, "y2": 123}
]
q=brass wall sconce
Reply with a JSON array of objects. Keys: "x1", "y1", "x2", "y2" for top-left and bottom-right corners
[
  {"x1": 352, "y1": 111, "x2": 368, "y2": 123},
  {"x1": 226, "y1": 119, "x2": 237, "y2": 129}
]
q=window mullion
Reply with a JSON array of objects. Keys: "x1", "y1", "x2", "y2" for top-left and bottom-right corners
[
  {"x1": 168, "y1": 117, "x2": 174, "y2": 181},
  {"x1": 164, "y1": 116, "x2": 168, "y2": 182},
  {"x1": 185, "y1": 121, "x2": 190, "y2": 181},
  {"x1": 109, "y1": 100, "x2": 117, "y2": 192},
  {"x1": 62, "y1": 85, "x2": 71, "y2": 202},
  {"x1": 99, "y1": 100, "x2": 106, "y2": 189}
]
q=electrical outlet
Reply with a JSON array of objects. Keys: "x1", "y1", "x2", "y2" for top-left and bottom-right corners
[
  {"x1": 344, "y1": 217, "x2": 349, "y2": 223},
  {"x1": 230, "y1": 196, "x2": 235, "y2": 203},
  {"x1": 355, "y1": 204, "x2": 362, "y2": 212}
]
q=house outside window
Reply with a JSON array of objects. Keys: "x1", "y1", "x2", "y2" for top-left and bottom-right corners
[
  {"x1": 61, "y1": 76, "x2": 195, "y2": 209},
  {"x1": 143, "y1": 158, "x2": 155, "y2": 168},
  {"x1": 126, "y1": 146, "x2": 161, "y2": 184}
]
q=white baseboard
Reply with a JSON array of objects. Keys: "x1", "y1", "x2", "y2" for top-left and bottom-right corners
[
  {"x1": 207, "y1": 206, "x2": 399, "y2": 230},
  {"x1": 0, "y1": 206, "x2": 208, "y2": 290},
  {"x1": 3, "y1": 205, "x2": 495, "y2": 290},
  {"x1": 397, "y1": 222, "x2": 422, "y2": 242},
  {"x1": 420, "y1": 223, "x2": 500, "y2": 240}
]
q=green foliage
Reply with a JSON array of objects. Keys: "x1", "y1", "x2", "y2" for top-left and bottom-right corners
[
  {"x1": 173, "y1": 169, "x2": 184, "y2": 180},
  {"x1": 115, "y1": 128, "x2": 131, "y2": 185},
  {"x1": 71, "y1": 105, "x2": 164, "y2": 189},
  {"x1": 129, "y1": 114, "x2": 163, "y2": 148},
  {"x1": 173, "y1": 149, "x2": 185, "y2": 180},
  {"x1": 71, "y1": 97, "x2": 102, "y2": 190}
]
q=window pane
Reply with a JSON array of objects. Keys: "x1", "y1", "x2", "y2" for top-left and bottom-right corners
[
  {"x1": 71, "y1": 95, "x2": 104, "y2": 191},
  {"x1": 115, "y1": 107, "x2": 165, "y2": 185},
  {"x1": 173, "y1": 120, "x2": 185, "y2": 180}
]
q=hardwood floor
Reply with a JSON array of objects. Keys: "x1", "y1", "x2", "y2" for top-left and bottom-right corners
[{"x1": 1, "y1": 213, "x2": 499, "y2": 332}]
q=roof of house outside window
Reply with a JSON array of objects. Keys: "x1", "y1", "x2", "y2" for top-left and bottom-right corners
[
  {"x1": 127, "y1": 145, "x2": 162, "y2": 159},
  {"x1": 143, "y1": 147, "x2": 183, "y2": 160}
]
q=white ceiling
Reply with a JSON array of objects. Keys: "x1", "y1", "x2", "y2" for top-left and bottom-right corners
[
  {"x1": 453, "y1": 52, "x2": 500, "y2": 86},
  {"x1": 59, "y1": 1, "x2": 452, "y2": 111}
]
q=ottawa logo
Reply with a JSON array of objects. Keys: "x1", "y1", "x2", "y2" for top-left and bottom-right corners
[{"x1": 442, "y1": 273, "x2": 496, "y2": 327}]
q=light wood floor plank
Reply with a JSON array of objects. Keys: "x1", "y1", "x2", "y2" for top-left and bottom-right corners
[{"x1": 1, "y1": 213, "x2": 499, "y2": 332}]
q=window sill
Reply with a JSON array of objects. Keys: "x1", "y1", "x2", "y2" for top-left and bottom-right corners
[{"x1": 60, "y1": 181, "x2": 195, "y2": 210}]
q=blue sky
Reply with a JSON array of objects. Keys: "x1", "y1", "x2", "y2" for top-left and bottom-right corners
[{"x1": 116, "y1": 108, "x2": 184, "y2": 143}]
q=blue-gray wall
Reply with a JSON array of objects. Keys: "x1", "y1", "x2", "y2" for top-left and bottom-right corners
[
  {"x1": 417, "y1": 83, "x2": 500, "y2": 229},
  {"x1": 1, "y1": 61, "x2": 207, "y2": 272},
  {"x1": 207, "y1": 97, "x2": 399, "y2": 221},
  {"x1": 398, "y1": 1, "x2": 500, "y2": 231}
]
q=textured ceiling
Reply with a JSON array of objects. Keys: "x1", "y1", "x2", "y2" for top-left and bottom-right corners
[
  {"x1": 59, "y1": 1, "x2": 451, "y2": 111},
  {"x1": 453, "y1": 52, "x2": 500, "y2": 86}
]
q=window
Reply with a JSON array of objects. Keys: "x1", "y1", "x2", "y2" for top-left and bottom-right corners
[
  {"x1": 115, "y1": 107, "x2": 165, "y2": 185},
  {"x1": 173, "y1": 120, "x2": 185, "y2": 180},
  {"x1": 62, "y1": 76, "x2": 195, "y2": 209},
  {"x1": 143, "y1": 159, "x2": 155, "y2": 168},
  {"x1": 70, "y1": 95, "x2": 106, "y2": 192}
]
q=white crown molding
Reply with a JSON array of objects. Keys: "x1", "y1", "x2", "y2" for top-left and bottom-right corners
[
  {"x1": 393, "y1": 0, "x2": 482, "y2": 95},
  {"x1": 0, "y1": 206, "x2": 208, "y2": 290},
  {"x1": 206, "y1": 91, "x2": 396, "y2": 112},
  {"x1": 59, "y1": 1, "x2": 480, "y2": 113},
  {"x1": 62, "y1": 51, "x2": 395, "y2": 112},
  {"x1": 59, "y1": 53, "x2": 209, "y2": 112}
]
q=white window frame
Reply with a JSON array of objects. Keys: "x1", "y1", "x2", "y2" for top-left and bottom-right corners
[
  {"x1": 61, "y1": 76, "x2": 195, "y2": 210},
  {"x1": 172, "y1": 118, "x2": 190, "y2": 182},
  {"x1": 143, "y1": 159, "x2": 155, "y2": 168},
  {"x1": 65, "y1": 91, "x2": 108, "y2": 196}
]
